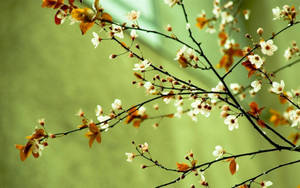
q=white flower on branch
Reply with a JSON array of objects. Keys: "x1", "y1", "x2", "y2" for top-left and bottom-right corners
[
  {"x1": 130, "y1": 30, "x2": 138, "y2": 40},
  {"x1": 144, "y1": 82, "x2": 156, "y2": 95},
  {"x1": 95, "y1": 105, "x2": 103, "y2": 116},
  {"x1": 260, "y1": 40, "x2": 278, "y2": 56},
  {"x1": 140, "y1": 142, "x2": 149, "y2": 153},
  {"x1": 212, "y1": 145, "x2": 225, "y2": 159},
  {"x1": 248, "y1": 54, "x2": 264, "y2": 68},
  {"x1": 112, "y1": 99, "x2": 122, "y2": 111},
  {"x1": 251, "y1": 80, "x2": 262, "y2": 93},
  {"x1": 97, "y1": 115, "x2": 110, "y2": 131},
  {"x1": 133, "y1": 59, "x2": 151, "y2": 71},
  {"x1": 270, "y1": 80, "x2": 285, "y2": 94},
  {"x1": 191, "y1": 100, "x2": 211, "y2": 118},
  {"x1": 208, "y1": 82, "x2": 225, "y2": 104},
  {"x1": 112, "y1": 24, "x2": 124, "y2": 39},
  {"x1": 212, "y1": 5, "x2": 221, "y2": 18},
  {"x1": 288, "y1": 109, "x2": 300, "y2": 127},
  {"x1": 230, "y1": 83, "x2": 241, "y2": 94},
  {"x1": 260, "y1": 180, "x2": 273, "y2": 188},
  {"x1": 91, "y1": 32, "x2": 100, "y2": 48},
  {"x1": 272, "y1": 7, "x2": 281, "y2": 20},
  {"x1": 127, "y1": 10, "x2": 140, "y2": 21},
  {"x1": 221, "y1": 11, "x2": 234, "y2": 24},
  {"x1": 224, "y1": 115, "x2": 239, "y2": 131},
  {"x1": 164, "y1": 0, "x2": 179, "y2": 7},
  {"x1": 284, "y1": 48, "x2": 292, "y2": 60},
  {"x1": 125, "y1": 152, "x2": 135, "y2": 162},
  {"x1": 243, "y1": 9, "x2": 251, "y2": 20},
  {"x1": 138, "y1": 106, "x2": 146, "y2": 116}
]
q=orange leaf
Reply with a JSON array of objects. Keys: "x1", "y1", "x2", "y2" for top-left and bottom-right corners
[
  {"x1": 229, "y1": 158, "x2": 237, "y2": 175},
  {"x1": 257, "y1": 119, "x2": 266, "y2": 128},
  {"x1": 96, "y1": 132, "x2": 101, "y2": 144},
  {"x1": 88, "y1": 134, "x2": 96, "y2": 148},
  {"x1": 249, "y1": 101, "x2": 264, "y2": 117},
  {"x1": 176, "y1": 162, "x2": 190, "y2": 172},
  {"x1": 218, "y1": 32, "x2": 228, "y2": 46},
  {"x1": 196, "y1": 17, "x2": 208, "y2": 29},
  {"x1": 242, "y1": 60, "x2": 257, "y2": 78},
  {"x1": 133, "y1": 120, "x2": 141, "y2": 128},
  {"x1": 101, "y1": 12, "x2": 112, "y2": 22},
  {"x1": 269, "y1": 109, "x2": 289, "y2": 126},
  {"x1": 80, "y1": 21, "x2": 94, "y2": 35}
]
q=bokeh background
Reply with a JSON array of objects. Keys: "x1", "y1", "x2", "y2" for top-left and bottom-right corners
[{"x1": 1, "y1": 0, "x2": 300, "y2": 187}]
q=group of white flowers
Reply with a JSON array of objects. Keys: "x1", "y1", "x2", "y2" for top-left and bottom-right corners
[{"x1": 95, "y1": 99, "x2": 123, "y2": 131}]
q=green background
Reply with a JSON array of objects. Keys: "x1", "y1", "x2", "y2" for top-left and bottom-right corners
[{"x1": 1, "y1": 0, "x2": 300, "y2": 187}]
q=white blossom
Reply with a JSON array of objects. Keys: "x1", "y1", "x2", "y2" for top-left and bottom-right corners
[
  {"x1": 251, "y1": 80, "x2": 262, "y2": 93},
  {"x1": 284, "y1": 48, "x2": 292, "y2": 60},
  {"x1": 164, "y1": 0, "x2": 179, "y2": 7},
  {"x1": 243, "y1": 9, "x2": 250, "y2": 20},
  {"x1": 230, "y1": 83, "x2": 241, "y2": 94},
  {"x1": 224, "y1": 115, "x2": 239, "y2": 131},
  {"x1": 130, "y1": 30, "x2": 138, "y2": 40},
  {"x1": 91, "y1": 32, "x2": 100, "y2": 48},
  {"x1": 260, "y1": 40, "x2": 278, "y2": 56},
  {"x1": 97, "y1": 115, "x2": 110, "y2": 131},
  {"x1": 112, "y1": 24, "x2": 124, "y2": 39},
  {"x1": 221, "y1": 11, "x2": 234, "y2": 24},
  {"x1": 140, "y1": 142, "x2": 149, "y2": 153},
  {"x1": 212, "y1": 6, "x2": 221, "y2": 18},
  {"x1": 212, "y1": 145, "x2": 225, "y2": 159},
  {"x1": 261, "y1": 181, "x2": 273, "y2": 188},
  {"x1": 95, "y1": 105, "x2": 103, "y2": 116},
  {"x1": 112, "y1": 99, "x2": 122, "y2": 110},
  {"x1": 270, "y1": 80, "x2": 285, "y2": 94},
  {"x1": 288, "y1": 109, "x2": 300, "y2": 127},
  {"x1": 144, "y1": 82, "x2": 156, "y2": 94},
  {"x1": 272, "y1": 7, "x2": 281, "y2": 20},
  {"x1": 248, "y1": 54, "x2": 264, "y2": 68},
  {"x1": 127, "y1": 10, "x2": 140, "y2": 21},
  {"x1": 133, "y1": 59, "x2": 151, "y2": 71},
  {"x1": 138, "y1": 106, "x2": 146, "y2": 115},
  {"x1": 125, "y1": 152, "x2": 135, "y2": 162}
]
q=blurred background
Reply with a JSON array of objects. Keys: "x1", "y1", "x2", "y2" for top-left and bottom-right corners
[{"x1": 1, "y1": 0, "x2": 300, "y2": 187}]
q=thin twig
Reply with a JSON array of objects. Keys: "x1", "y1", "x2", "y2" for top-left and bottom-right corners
[{"x1": 232, "y1": 159, "x2": 300, "y2": 187}]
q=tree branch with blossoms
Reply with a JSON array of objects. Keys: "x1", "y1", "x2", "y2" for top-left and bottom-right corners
[{"x1": 16, "y1": 0, "x2": 300, "y2": 187}]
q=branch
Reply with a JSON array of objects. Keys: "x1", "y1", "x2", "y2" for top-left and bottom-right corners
[
  {"x1": 272, "y1": 58, "x2": 300, "y2": 74},
  {"x1": 155, "y1": 147, "x2": 296, "y2": 188},
  {"x1": 223, "y1": 21, "x2": 300, "y2": 79},
  {"x1": 52, "y1": 91, "x2": 225, "y2": 137},
  {"x1": 232, "y1": 159, "x2": 300, "y2": 187}
]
